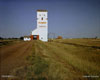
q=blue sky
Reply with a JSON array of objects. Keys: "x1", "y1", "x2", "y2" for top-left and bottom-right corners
[{"x1": 0, "y1": 0, "x2": 100, "y2": 38}]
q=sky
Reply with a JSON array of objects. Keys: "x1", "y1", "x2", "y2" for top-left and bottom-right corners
[{"x1": 0, "y1": 0, "x2": 100, "y2": 38}]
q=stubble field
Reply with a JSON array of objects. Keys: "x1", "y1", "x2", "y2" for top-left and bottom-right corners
[{"x1": 0, "y1": 39, "x2": 100, "y2": 80}]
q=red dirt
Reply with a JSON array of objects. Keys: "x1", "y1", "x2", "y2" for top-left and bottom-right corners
[{"x1": 0, "y1": 41, "x2": 33, "y2": 79}]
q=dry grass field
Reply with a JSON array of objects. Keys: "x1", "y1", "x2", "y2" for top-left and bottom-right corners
[{"x1": 0, "y1": 39, "x2": 100, "y2": 80}]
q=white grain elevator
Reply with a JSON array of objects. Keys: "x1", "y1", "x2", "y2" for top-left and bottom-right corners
[{"x1": 31, "y1": 10, "x2": 48, "y2": 42}]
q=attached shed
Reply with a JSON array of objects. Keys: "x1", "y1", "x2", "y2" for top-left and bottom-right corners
[{"x1": 30, "y1": 35, "x2": 39, "y2": 40}]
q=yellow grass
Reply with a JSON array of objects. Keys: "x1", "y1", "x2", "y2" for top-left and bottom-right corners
[{"x1": 9, "y1": 39, "x2": 100, "y2": 80}]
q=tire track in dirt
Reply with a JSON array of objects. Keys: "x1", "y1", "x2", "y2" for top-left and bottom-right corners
[
  {"x1": 0, "y1": 41, "x2": 27, "y2": 61},
  {"x1": 0, "y1": 41, "x2": 33, "y2": 79}
]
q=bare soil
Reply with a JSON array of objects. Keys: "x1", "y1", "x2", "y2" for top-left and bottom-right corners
[{"x1": 0, "y1": 41, "x2": 33, "y2": 79}]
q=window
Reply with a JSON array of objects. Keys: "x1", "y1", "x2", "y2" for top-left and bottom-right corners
[
  {"x1": 41, "y1": 17, "x2": 43, "y2": 20},
  {"x1": 41, "y1": 37, "x2": 43, "y2": 39}
]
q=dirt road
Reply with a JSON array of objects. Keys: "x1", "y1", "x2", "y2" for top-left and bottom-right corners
[{"x1": 0, "y1": 41, "x2": 33, "y2": 79}]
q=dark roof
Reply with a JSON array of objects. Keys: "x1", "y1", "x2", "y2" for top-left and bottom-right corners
[{"x1": 37, "y1": 10, "x2": 48, "y2": 12}]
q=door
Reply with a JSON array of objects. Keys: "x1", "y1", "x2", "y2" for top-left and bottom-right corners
[{"x1": 33, "y1": 35, "x2": 39, "y2": 40}]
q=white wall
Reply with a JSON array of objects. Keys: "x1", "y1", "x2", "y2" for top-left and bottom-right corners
[
  {"x1": 24, "y1": 38, "x2": 31, "y2": 41},
  {"x1": 32, "y1": 11, "x2": 48, "y2": 42}
]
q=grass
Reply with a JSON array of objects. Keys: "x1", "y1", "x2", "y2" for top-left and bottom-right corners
[
  {"x1": 9, "y1": 39, "x2": 100, "y2": 80},
  {"x1": 0, "y1": 40, "x2": 13, "y2": 46},
  {"x1": 0, "y1": 39, "x2": 21, "y2": 47}
]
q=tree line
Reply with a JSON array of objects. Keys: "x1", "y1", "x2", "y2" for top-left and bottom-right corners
[{"x1": 0, "y1": 36, "x2": 24, "y2": 40}]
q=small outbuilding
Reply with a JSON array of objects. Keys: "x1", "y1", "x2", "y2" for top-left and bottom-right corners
[{"x1": 24, "y1": 36, "x2": 31, "y2": 41}]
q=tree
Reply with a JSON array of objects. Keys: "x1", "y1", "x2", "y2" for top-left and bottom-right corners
[
  {"x1": 0, "y1": 37, "x2": 3, "y2": 40},
  {"x1": 20, "y1": 36, "x2": 24, "y2": 40}
]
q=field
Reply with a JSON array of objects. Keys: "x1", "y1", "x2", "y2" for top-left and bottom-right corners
[{"x1": 0, "y1": 39, "x2": 100, "y2": 80}]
